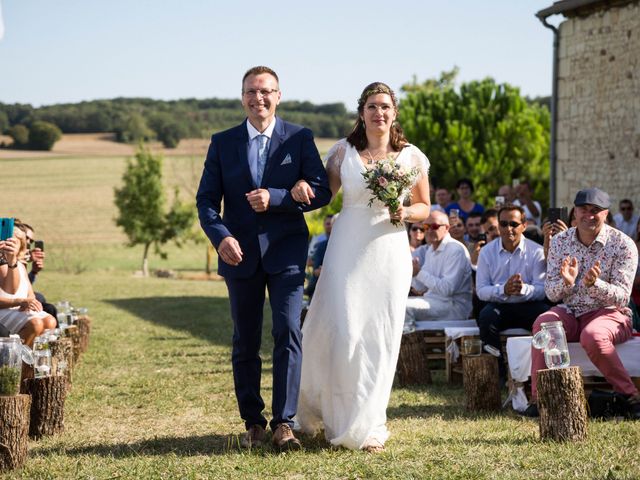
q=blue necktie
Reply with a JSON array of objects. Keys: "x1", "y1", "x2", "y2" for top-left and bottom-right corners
[{"x1": 256, "y1": 134, "x2": 268, "y2": 186}]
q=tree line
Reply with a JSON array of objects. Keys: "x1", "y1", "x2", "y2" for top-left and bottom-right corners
[{"x1": 0, "y1": 97, "x2": 354, "y2": 148}]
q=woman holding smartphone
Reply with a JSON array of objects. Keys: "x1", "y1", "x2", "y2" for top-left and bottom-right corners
[{"x1": 0, "y1": 223, "x2": 56, "y2": 346}]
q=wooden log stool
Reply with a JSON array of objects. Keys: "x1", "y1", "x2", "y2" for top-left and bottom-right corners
[
  {"x1": 66, "y1": 325, "x2": 82, "y2": 364},
  {"x1": 537, "y1": 366, "x2": 588, "y2": 442},
  {"x1": 0, "y1": 394, "x2": 31, "y2": 472},
  {"x1": 75, "y1": 315, "x2": 91, "y2": 354},
  {"x1": 50, "y1": 338, "x2": 74, "y2": 392},
  {"x1": 23, "y1": 375, "x2": 67, "y2": 439},
  {"x1": 396, "y1": 331, "x2": 432, "y2": 386},
  {"x1": 462, "y1": 354, "x2": 501, "y2": 412}
]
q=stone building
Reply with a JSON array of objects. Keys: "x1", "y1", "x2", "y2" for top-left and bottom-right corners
[{"x1": 537, "y1": 0, "x2": 640, "y2": 211}]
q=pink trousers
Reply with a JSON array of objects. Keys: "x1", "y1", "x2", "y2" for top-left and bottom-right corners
[{"x1": 530, "y1": 306, "x2": 638, "y2": 401}]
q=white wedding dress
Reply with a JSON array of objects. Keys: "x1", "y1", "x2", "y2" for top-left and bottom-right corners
[{"x1": 296, "y1": 138, "x2": 429, "y2": 449}]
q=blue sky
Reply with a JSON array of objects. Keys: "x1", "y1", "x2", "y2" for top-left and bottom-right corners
[{"x1": 0, "y1": 0, "x2": 561, "y2": 110}]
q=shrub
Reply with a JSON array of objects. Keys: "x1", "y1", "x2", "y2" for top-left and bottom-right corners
[{"x1": 28, "y1": 121, "x2": 62, "y2": 150}]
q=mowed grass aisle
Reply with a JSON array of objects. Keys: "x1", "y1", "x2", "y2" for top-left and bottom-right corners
[{"x1": 1, "y1": 147, "x2": 639, "y2": 478}]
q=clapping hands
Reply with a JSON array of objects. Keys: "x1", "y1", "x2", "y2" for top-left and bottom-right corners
[
  {"x1": 560, "y1": 256, "x2": 600, "y2": 288},
  {"x1": 504, "y1": 273, "x2": 524, "y2": 296}
]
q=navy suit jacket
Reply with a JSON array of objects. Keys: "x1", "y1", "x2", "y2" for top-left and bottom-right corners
[{"x1": 196, "y1": 117, "x2": 331, "y2": 279}]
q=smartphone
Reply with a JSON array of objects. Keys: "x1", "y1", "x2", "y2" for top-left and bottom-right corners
[
  {"x1": 449, "y1": 209, "x2": 459, "y2": 219},
  {"x1": 34, "y1": 240, "x2": 45, "y2": 251},
  {"x1": 548, "y1": 207, "x2": 568, "y2": 225},
  {"x1": 494, "y1": 196, "x2": 505, "y2": 207},
  {"x1": 0, "y1": 218, "x2": 14, "y2": 241},
  {"x1": 477, "y1": 233, "x2": 487, "y2": 243},
  {"x1": 512, "y1": 178, "x2": 520, "y2": 188}
]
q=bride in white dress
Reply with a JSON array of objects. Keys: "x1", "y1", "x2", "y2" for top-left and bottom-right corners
[{"x1": 293, "y1": 82, "x2": 431, "y2": 452}]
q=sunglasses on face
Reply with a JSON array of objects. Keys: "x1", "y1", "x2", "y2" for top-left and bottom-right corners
[
  {"x1": 499, "y1": 220, "x2": 523, "y2": 228},
  {"x1": 410, "y1": 227, "x2": 425, "y2": 232},
  {"x1": 424, "y1": 224, "x2": 446, "y2": 231}
]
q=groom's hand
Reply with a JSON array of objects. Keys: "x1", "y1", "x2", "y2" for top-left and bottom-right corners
[
  {"x1": 246, "y1": 189, "x2": 270, "y2": 212},
  {"x1": 218, "y1": 237, "x2": 243, "y2": 266}
]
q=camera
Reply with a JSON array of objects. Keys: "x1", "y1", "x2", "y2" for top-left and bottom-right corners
[{"x1": 477, "y1": 233, "x2": 487, "y2": 243}]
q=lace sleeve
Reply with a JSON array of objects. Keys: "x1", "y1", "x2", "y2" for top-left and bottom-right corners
[
  {"x1": 408, "y1": 145, "x2": 430, "y2": 185},
  {"x1": 324, "y1": 139, "x2": 347, "y2": 196}
]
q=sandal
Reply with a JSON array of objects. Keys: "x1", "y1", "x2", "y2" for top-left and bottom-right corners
[{"x1": 362, "y1": 438, "x2": 385, "y2": 453}]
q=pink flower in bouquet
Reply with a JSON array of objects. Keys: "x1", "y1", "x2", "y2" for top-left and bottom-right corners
[{"x1": 378, "y1": 176, "x2": 389, "y2": 188}]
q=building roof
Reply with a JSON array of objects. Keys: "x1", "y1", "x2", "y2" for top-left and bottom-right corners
[{"x1": 536, "y1": 0, "x2": 636, "y2": 19}]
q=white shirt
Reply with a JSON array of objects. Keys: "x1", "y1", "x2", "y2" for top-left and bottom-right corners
[
  {"x1": 613, "y1": 212, "x2": 639, "y2": 239},
  {"x1": 246, "y1": 118, "x2": 276, "y2": 184},
  {"x1": 476, "y1": 236, "x2": 546, "y2": 303},
  {"x1": 513, "y1": 199, "x2": 542, "y2": 226},
  {"x1": 412, "y1": 234, "x2": 473, "y2": 315}
]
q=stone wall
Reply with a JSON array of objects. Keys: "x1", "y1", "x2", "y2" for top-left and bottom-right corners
[{"x1": 556, "y1": 1, "x2": 640, "y2": 211}]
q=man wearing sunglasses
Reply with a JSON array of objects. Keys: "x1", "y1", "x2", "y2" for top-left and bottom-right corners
[
  {"x1": 525, "y1": 188, "x2": 639, "y2": 418},
  {"x1": 476, "y1": 205, "x2": 550, "y2": 383},
  {"x1": 612, "y1": 199, "x2": 639, "y2": 239},
  {"x1": 405, "y1": 211, "x2": 473, "y2": 324}
]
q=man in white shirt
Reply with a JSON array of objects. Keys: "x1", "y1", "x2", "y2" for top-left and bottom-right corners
[
  {"x1": 612, "y1": 199, "x2": 639, "y2": 239},
  {"x1": 405, "y1": 211, "x2": 473, "y2": 322},
  {"x1": 476, "y1": 205, "x2": 550, "y2": 380}
]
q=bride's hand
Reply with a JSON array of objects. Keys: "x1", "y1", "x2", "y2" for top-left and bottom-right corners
[
  {"x1": 389, "y1": 205, "x2": 409, "y2": 223},
  {"x1": 291, "y1": 180, "x2": 315, "y2": 205}
]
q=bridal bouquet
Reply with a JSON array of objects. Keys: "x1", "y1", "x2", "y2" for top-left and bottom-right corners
[{"x1": 362, "y1": 156, "x2": 419, "y2": 226}]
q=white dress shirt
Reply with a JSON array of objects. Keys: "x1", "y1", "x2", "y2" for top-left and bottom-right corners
[
  {"x1": 246, "y1": 118, "x2": 276, "y2": 184},
  {"x1": 476, "y1": 236, "x2": 546, "y2": 303},
  {"x1": 412, "y1": 234, "x2": 473, "y2": 316}
]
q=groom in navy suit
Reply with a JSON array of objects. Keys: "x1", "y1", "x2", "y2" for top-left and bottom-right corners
[{"x1": 196, "y1": 66, "x2": 331, "y2": 449}]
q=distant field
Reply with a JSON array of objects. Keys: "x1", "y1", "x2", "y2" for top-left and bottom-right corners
[{"x1": 0, "y1": 134, "x2": 338, "y2": 273}]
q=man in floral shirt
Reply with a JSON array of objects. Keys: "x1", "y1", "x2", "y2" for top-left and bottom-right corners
[{"x1": 525, "y1": 188, "x2": 639, "y2": 419}]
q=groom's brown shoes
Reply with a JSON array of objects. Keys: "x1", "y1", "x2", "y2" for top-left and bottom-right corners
[
  {"x1": 271, "y1": 423, "x2": 302, "y2": 450},
  {"x1": 240, "y1": 425, "x2": 266, "y2": 448}
]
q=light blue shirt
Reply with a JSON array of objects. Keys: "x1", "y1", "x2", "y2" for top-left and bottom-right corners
[
  {"x1": 476, "y1": 236, "x2": 546, "y2": 303},
  {"x1": 246, "y1": 118, "x2": 276, "y2": 185}
]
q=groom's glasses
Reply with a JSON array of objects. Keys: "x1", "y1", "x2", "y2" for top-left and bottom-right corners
[
  {"x1": 423, "y1": 224, "x2": 445, "y2": 231},
  {"x1": 243, "y1": 89, "x2": 279, "y2": 98}
]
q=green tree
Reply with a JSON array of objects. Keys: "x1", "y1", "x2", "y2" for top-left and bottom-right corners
[
  {"x1": 0, "y1": 111, "x2": 8, "y2": 134},
  {"x1": 114, "y1": 144, "x2": 195, "y2": 276},
  {"x1": 115, "y1": 112, "x2": 154, "y2": 143},
  {"x1": 7, "y1": 124, "x2": 30, "y2": 148},
  {"x1": 398, "y1": 72, "x2": 550, "y2": 210},
  {"x1": 149, "y1": 114, "x2": 187, "y2": 148},
  {"x1": 28, "y1": 120, "x2": 63, "y2": 150}
]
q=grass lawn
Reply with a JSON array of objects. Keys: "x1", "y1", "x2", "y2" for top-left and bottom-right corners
[{"x1": 1, "y1": 146, "x2": 639, "y2": 478}]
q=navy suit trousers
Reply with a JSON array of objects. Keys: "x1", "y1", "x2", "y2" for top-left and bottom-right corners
[{"x1": 225, "y1": 263, "x2": 304, "y2": 431}]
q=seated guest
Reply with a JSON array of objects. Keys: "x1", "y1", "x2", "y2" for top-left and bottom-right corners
[
  {"x1": 405, "y1": 211, "x2": 472, "y2": 322},
  {"x1": 613, "y1": 199, "x2": 639, "y2": 239},
  {"x1": 497, "y1": 185, "x2": 515, "y2": 205},
  {"x1": 513, "y1": 180, "x2": 542, "y2": 226},
  {"x1": 476, "y1": 205, "x2": 549, "y2": 382},
  {"x1": 431, "y1": 187, "x2": 451, "y2": 213},
  {"x1": 17, "y1": 221, "x2": 57, "y2": 320},
  {"x1": 525, "y1": 188, "x2": 639, "y2": 418},
  {"x1": 307, "y1": 214, "x2": 334, "y2": 264},
  {"x1": 408, "y1": 222, "x2": 426, "y2": 253},
  {"x1": 0, "y1": 227, "x2": 56, "y2": 346},
  {"x1": 464, "y1": 212, "x2": 483, "y2": 244},
  {"x1": 448, "y1": 216, "x2": 466, "y2": 244},
  {"x1": 305, "y1": 215, "x2": 336, "y2": 299},
  {"x1": 445, "y1": 178, "x2": 484, "y2": 223}
]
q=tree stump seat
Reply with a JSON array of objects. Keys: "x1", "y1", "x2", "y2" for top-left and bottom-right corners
[{"x1": 0, "y1": 394, "x2": 31, "y2": 472}]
